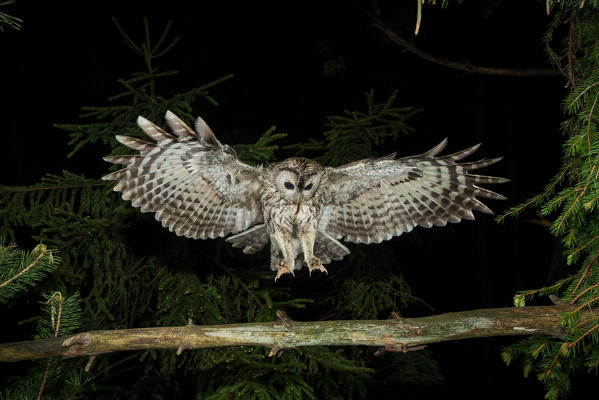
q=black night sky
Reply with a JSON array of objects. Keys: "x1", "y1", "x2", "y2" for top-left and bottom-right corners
[{"x1": 2, "y1": 1, "x2": 590, "y2": 398}]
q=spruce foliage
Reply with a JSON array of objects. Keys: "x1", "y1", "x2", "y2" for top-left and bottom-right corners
[
  {"x1": 0, "y1": 240, "x2": 57, "y2": 302},
  {"x1": 1, "y1": 18, "x2": 440, "y2": 399},
  {"x1": 0, "y1": 240, "x2": 85, "y2": 400},
  {"x1": 498, "y1": 2, "x2": 599, "y2": 398}
]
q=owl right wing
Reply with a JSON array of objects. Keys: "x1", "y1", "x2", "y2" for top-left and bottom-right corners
[
  {"x1": 318, "y1": 139, "x2": 508, "y2": 244},
  {"x1": 102, "y1": 111, "x2": 263, "y2": 239}
]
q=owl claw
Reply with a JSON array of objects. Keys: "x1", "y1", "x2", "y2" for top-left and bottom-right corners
[
  {"x1": 308, "y1": 264, "x2": 328, "y2": 276},
  {"x1": 274, "y1": 262, "x2": 295, "y2": 282},
  {"x1": 308, "y1": 258, "x2": 327, "y2": 276}
]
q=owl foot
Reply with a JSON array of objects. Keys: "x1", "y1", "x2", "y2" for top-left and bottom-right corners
[
  {"x1": 308, "y1": 258, "x2": 327, "y2": 276},
  {"x1": 274, "y1": 261, "x2": 295, "y2": 282}
]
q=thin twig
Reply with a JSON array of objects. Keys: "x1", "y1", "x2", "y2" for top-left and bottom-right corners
[
  {"x1": 0, "y1": 182, "x2": 108, "y2": 193},
  {"x1": 36, "y1": 293, "x2": 64, "y2": 400},
  {"x1": 415, "y1": 0, "x2": 422, "y2": 35},
  {"x1": 571, "y1": 280, "x2": 599, "y2": 304},
  {"x1": 368, "y1": 7, "x2": 562, "y2": 78},
  {"x1": 566, "y1": 295, "x2": 599, "y2": 319},
  {"x1": 567, "y1": 322, "x2": 599, "y2": 349},
  {"x1": 567, "y1": 17, "x2": 575, "y2": 88},
  {"x1": 571, "y1": 250, "x2": 599, "y2": 296},
  {"x1": 515, "y1": 275, "x2": 576, "y2": 299}
]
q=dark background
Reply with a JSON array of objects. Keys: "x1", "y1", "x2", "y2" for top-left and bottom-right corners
[{"x1": 1, "y1": 0, "x2": 584, "y2": 398}]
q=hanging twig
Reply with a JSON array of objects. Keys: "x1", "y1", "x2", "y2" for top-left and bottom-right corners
[
  {"x1": 368, "y1": 4, "x2": 563, "y2": 78},
  {"x1": 36, "y1": 292, "x2": 64, "y2": 400}
]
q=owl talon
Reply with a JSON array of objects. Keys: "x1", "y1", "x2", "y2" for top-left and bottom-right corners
[
  {"x1": 308, "y1": 258, "x2": 327, "y2": 276},
  {"x1": 274, "y1": 262, "x2": 295, "y2": 282},
  {"x1": 308, "y1": 264, "x2": 328, "y2": 276}
]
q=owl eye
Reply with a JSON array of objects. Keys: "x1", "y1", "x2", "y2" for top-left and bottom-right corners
[
  {"x1": 284, "y1": 181, "x2": 295, "y2": 190},
  {"x1": 304, "y1": 183, "x2": 313, "y2": 191}
]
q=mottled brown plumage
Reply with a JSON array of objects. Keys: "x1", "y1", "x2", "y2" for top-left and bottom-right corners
[{"x1": 103, "y1": 111, "x2": 508, "y2": 280}]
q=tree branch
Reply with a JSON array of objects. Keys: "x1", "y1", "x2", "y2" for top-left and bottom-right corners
[
  {"x1": 0, "y1": 305, "x2": 569, "y2": 362},
  {"x1": 369, "y1": 8, "x2": 562, "y2": 78}
]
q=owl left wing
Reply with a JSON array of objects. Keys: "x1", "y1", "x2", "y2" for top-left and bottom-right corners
[
  {"x1": 317, "y1": 139, "x2": 508, "y2": 244},
  {"x1": 102, "y1": 111, "x2": 263, "y2": 239}
]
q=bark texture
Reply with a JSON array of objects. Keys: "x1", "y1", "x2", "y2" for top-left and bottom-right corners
[{"x1": 0, "y1": 305, "x2": 568, "y2": 362}]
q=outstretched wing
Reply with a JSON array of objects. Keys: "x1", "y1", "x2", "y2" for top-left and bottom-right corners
[
  {"x1": 318, "y1": 139, "x2": 508, "y2": 244},
  {"x1": 102, "y1": 111, "x2": 263, "y2": 239}
]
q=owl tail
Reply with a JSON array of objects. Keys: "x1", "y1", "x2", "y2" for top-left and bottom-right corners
[
  {"x1": 313, "y1": 230, "x2": 350, "y2": 264},
  {"x1": 226, "y1": 224, "x2": 270, "y2": 254},
  {"x1": 273, "y1": 230, "x2": 349, "y2": 271},
  {"x1": 227, "y1": 225, "x2": 350, "y2": 269}
]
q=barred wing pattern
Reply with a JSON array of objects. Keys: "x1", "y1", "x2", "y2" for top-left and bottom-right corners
[
  {"x1": 318, "y1": 139, "x2": 508, "y2": 244},
  {"x1": 102, "y1": 111, "x2": 262, "y2": 239}
]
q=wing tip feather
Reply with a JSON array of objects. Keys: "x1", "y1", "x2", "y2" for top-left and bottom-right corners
[
  {"x1": 425, "y1": 138, "x2": 448, "y2": 157},
  {"x1": 136, "y1": 115, "x2": 149, "y2": 126}
]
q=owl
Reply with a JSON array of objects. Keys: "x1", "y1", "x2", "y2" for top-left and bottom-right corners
[{"x1": 102, "y1": 111, "x2": 507, "y2": 280}]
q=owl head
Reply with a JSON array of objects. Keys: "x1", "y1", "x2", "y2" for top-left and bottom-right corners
[{"x1": 272, "y1": 158, "x2": 324, "y2": 204}]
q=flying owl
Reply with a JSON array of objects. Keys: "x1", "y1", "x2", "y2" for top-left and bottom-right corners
[{"x1": 102, "y1": 111, "x2": 507, "y2": 280}]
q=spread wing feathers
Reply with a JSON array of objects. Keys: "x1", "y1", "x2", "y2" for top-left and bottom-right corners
[
  {"x1": 102, "y1": 111, "x2": 263, "y2": 239},
  {"x1": 319, "y1": 138, "x2": 508, "y2": 244}
]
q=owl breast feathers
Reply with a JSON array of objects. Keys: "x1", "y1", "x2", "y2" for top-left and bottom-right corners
[{"x1": 103, "y1": 111, "x2": 508, "y2": 280}]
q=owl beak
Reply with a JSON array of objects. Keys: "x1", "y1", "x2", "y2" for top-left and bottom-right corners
[{"x1": 294, "y1": 196, "x2": 301, "y2": 215}]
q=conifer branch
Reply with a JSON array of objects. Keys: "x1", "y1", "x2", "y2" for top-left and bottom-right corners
[
  {"x1": 0, "y1": 242, "x2": 58, "y2": 302},
  {"x1": 0, "y1": 244, "x2": 48, "y2": 290},
  {"x1": 0, "y1": 305, "x2": 572, "y2": 362}
]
